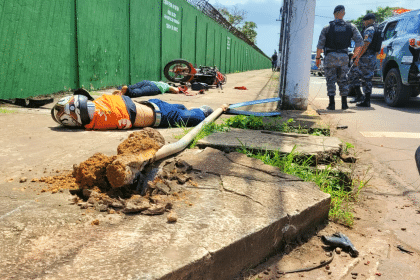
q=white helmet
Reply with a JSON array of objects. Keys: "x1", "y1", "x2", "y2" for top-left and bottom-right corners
[{"x1": 51, "y1": 95, "x2": 90, "y2": 127}]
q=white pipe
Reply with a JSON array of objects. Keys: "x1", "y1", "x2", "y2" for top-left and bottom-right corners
[{"x1": 154, "y1": 107, "x2": 225, "y2": 161}]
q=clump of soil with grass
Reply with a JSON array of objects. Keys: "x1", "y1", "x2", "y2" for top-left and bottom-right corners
[{"x1": 38, "y1": 127, "x2": 196, "y2": 217}]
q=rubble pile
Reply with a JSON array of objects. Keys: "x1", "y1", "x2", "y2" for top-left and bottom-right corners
[{"x1": 38, "y1": 128, "x2": 196, "y2": 216}]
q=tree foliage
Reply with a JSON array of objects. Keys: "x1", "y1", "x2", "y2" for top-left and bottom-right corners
[
  {"x1": 241, "y1": 21, "x2": 257, "y2": 44},
  {"x1": 349, "y1": 6, "x2": 403, "y2": 31},
  {"x1": 218, "y1": 6, "x2": 246, "y2": 27},
  {"x1": 216, "y1": 5, "x2": 258, "y2": 44}
]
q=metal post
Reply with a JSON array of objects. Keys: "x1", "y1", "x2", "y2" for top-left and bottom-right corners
[
  {"x1": 277, "y1": 0, "x2": 290, "y2": 110},
  {"x1": 279, "y1": 0, "x2": 316, "y2": 110}
]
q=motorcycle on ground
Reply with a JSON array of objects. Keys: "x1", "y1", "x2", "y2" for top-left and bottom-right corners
[{"x1": 163, "y1": 59, "x2": 227, "y2": 89}]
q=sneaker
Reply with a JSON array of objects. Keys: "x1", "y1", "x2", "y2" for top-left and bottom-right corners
[{"x1": 199, "y1": 105, "x2": 213, "y2": 117}]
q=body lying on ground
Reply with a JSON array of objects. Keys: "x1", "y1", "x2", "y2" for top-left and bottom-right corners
[
  {"x1": 113, "y1": 80, "x2": 180, "y2": 97},
  {"x1": 51, "y1": 89, "x2": 213, "y2": 130}
]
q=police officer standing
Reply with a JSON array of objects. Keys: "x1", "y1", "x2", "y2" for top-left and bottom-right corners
[
  {"x1": 316, "y1": 5, "x2": 363, "y2": 110},
  {"x1": 348, "y1": 59, "x2": 364, "y2": 103},
  {"x1": 352, "y1": 13, "x2": 378, "y2": 107}
]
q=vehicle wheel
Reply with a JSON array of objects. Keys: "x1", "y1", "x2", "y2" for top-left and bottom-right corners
[
  {"x1": 318, "y1": 72, "x2": 323, "y2": 76},
  {"x1": 416, "y1": 145, "x2": 420, "y2": 175},
  {"x1": 163, "y1": 59, "x2": 193, "y2": 83},
  {"x1": 410, "y1": 86, "x2": 420, "y2": 97},
  {"x1": 383, "y1": 68, "x2": 411, "y2": 107}
]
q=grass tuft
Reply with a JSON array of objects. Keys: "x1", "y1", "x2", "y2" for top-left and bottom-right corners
[
  {"x1": 174, "y1": 114, "x2": 362, "y2": 226},
  {"x1": 236, "y1": 146, "x2": 364, "y2": 227},
  {"x1": 0, "y1": 108, "x2": 17, "y2": 114}
]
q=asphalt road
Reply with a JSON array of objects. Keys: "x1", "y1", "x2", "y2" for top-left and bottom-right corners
[{"x1": 309, "y1": 75, "x2": 420, "y2": 204}]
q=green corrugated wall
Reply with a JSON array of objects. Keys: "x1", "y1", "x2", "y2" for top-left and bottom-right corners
[
  {"x1": 0, "y1": 0, "x2": 78, "y2": 99},
  {"x1": 0, "y1": 0, "x2": 271, "y2": 100},
  {"x1": 181, "y1": 3, "x2": 197, "y2": 65},
  {"x1": 76, "y1": 0, "x2": 130, "y2": 90},
  {"x1": 130, "y1": 0, "x2": 162, "y2": 82}
]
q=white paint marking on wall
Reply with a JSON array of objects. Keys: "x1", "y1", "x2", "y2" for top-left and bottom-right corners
[
  {"x1": 360, "y1": 131, "x2": 420, "y2": 138},
  {"x1": 0, "y1": 202, "x2": 32, "y2": 220}
]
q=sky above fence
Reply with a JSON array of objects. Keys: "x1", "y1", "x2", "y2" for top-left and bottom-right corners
[{"x1": 209, "y1": 0, "x2": 420, "y2": 56}]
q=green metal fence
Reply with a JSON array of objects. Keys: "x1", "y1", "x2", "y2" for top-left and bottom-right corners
[{"x1": 0, "y1": 0, "x2": 271, "y2": 100}]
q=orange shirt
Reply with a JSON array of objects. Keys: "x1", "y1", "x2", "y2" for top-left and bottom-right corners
[{"x1": 84, "y1": 95, "x2": 132, "y2": 130}]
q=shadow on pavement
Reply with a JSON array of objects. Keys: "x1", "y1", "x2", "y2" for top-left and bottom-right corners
[
  {"x1": 316, "y1": 109, "x2": 358, "y2": 115},
  {"x1": 370, "y1": 95, "x2": 420, "y2": 114}
]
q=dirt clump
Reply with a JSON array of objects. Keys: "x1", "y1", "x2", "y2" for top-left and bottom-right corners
[
  {"x1": 37, "y1": 128, "x2": 196, "y2": 217},
  {"x1": 39, "y1": 172, "x2": 78, "y2": 193},
  {"x1": 73, "y1": 153, "x2": 116, "y2": 189},
  {"x1": 117, "y1": 127, "x2": 165, "y2": 155},
  {"x1": 107, "y1": 127, "x2": 166, "y2": 188}
]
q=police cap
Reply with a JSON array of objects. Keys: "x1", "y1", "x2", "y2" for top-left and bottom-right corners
[
  {"x1": 363, "y1": 13, "x2": 376, "y2": 21},
  {"x1": 333, "y1": 5, "x2": 345, "y2": 14}
]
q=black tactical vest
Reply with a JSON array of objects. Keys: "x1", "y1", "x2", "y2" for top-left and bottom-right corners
[
  {"x1": 364, "y1": 24, "x2": 383, "y2": 53},
  {"x1": 325, "y1": 21, "x2": 353, "y2": 54}
]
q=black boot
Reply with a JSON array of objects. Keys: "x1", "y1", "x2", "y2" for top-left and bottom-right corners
[
  {"x1": 350, "y1": 87, "x2": 364, "y2": 103},
  {"x1": 342, "y1": 96, "x2": 348, "y2": 110},
  {"x1": 327, "y1": 96, "x2": 335, "y2": 110},
  {"x1": 356, "y1": 92, "x2": 371, "y2": 107}
]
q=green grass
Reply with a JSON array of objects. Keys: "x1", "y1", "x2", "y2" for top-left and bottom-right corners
[
  {"x1": 174, "y1": 115, "x2": 330, "y2": 147},
  {"x1": 235, "y1": 146, "x2": 364, "y2": 227},
  {"x1": 174, "y1": 114, "x2": 362, "y2": 226},
  {"x1": 0, "y1": 108, "x2": 16, "y2": 114}
]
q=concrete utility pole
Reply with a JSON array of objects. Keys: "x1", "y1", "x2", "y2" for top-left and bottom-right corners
[{"x1": 279, "y1": 0, "x2": 316, "y2": 110}]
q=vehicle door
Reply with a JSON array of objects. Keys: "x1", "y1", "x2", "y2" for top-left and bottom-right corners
[
  {"x1": 393, "y1": 15, "x2": 420, "y2": 85},
  {"x1": 375, "y1": 20, "x2": 399, "y2": 83},
  {"x1": 372, "y1": 22, "x2": 387, "y2": 83},
  {"x1": 405, "y1": 12, "x2": 420, "y2": 85}
]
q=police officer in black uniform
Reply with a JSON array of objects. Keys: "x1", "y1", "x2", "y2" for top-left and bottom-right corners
[
  {"x1": 316, "y1": 5, "x2": 363, "y2": 110},
  {"x1": 352, "y1": 13, "x2": 381, "y2": 107}
]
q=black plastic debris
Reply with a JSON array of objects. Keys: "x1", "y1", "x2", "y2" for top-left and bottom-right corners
[{"x1": 321, "y1": 232, "x2": 359, "y2": 257}]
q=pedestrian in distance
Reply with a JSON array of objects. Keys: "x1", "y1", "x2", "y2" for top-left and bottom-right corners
[
  {"x1": 315, "y1": 5, "x2": 363, "y2": 110},
  {"x1": 352, "y1": 13, "x2": 382, "y2": 107},
  {"x1": 51, "y1": 89, "x2": 213, "y2": 130},
  {"x1": 271, "y1": 50, "x2": 278, "y2": 72}
]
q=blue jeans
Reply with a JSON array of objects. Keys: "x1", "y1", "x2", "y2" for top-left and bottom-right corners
[
  {"x1": 127, "y1": 81, "x2": 160, "y2": 97},
  {"x1": 148, "y1": 99, "x2": 205, "y2": 128}
]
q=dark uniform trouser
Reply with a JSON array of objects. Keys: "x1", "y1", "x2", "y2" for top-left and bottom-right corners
[
  {"x1": 324, "y1": 52, "x2": 350, "y2": 97},
  {"x1": 348, "y1": 65, "x2": 362, "y2": 88},
  {"x1": 358, "y1": 54, "x2": 376, "y2": 96}
]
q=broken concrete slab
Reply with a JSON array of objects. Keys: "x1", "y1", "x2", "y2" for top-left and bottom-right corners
[
  {"x1": 197, "y1": 128, "x2": 342, "y2": 156},
  {"x1": 0, "y1": 147, "x2": 330, "y2": 280}
]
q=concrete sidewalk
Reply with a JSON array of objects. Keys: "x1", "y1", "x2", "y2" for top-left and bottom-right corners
[{"x1": 0, "y1": 69, "x2": 336, "y2": 279}]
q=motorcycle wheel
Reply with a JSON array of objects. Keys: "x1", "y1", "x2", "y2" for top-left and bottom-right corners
[{"x1": 163, "y1": 59, "x2": 193, "y2": 83}]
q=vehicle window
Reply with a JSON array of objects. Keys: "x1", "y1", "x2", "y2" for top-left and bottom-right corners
[
  {"x1": 394, "y1": 18, "x2": 409, "y2": 36},
  {"x1": 383, "y1": 21, "x2": 398, "y2": 40},
  {"x1": 404, "y1": 15, "x2": 420, "y2": 34}
]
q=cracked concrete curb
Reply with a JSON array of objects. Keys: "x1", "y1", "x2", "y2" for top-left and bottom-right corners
[
  {"x1": 197, "y1": 129, "x2": 342, "y2": 158},
  {"x1": 0, "y1": 148, "x2": 331, "y2": 280},
  {"x1": 157, "y1": 148, "x2": 331, "y2": 279}
]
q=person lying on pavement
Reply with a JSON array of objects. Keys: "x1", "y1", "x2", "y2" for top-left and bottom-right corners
[
  {"x1": 113, "y1": 80, "x2": 180, "y2": 97},
  {"x1": 50, "y1": 88, "x2": 213, "y2": 130}
]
